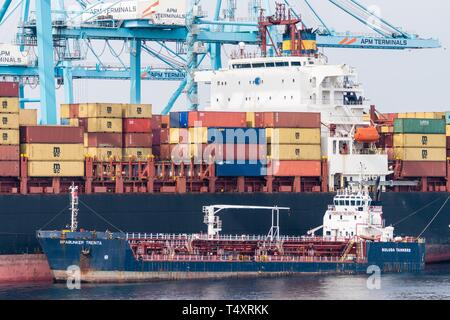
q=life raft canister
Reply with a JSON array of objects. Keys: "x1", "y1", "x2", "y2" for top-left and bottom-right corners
[{"x1": 354, "y1": 126, "x2": 380, "y2": 143}]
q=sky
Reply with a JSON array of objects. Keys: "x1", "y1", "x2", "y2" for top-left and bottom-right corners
[{"x1": 0, "y1": 0, "x2": 449, "y2": 117}]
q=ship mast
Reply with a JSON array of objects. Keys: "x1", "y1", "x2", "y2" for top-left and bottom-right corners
[{"x1": 69, "y1": 183, "x2": 79, "y2": 232}]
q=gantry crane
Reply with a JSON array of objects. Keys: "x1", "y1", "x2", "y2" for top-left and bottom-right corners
[{"x1": 0, "y1": 0, "x2": 441, "y2": 124}]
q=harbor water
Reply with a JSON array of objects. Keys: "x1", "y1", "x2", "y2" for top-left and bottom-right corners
[{"x1": 0, "y1": 263, "x2": 448, "y2": 300}]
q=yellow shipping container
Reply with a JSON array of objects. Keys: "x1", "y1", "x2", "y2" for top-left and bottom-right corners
[
  {"x1": 21, "y1": 144, "x2": 84, "y2": 161},
  {"x1": 393, "y1": 134, "x2": 446, "y2": 148},
  {"x1": 393, "y1": 147, "x2": 446, "y2": 161},
  {"x1": 28, "y1": 161, "x2": 84, "y2": 177},
  {"x1": 398, "y1": 112, "x2": 445, "y2": 119},
  {"x1": 69, "y1": 118, "x2": 79, "y2": 127},
  {"x1": 19, "y1": 109, "x2": 37, "y2": 126},
  {"x1": 169, "y1": 128, "x2": 189, "y2": 144},
  {"x1": 87, "y1": 118, "x2": 122, "y2": 133},
  {"x1": 122, "y1": 104, "x2": 152, "y2": 118},
  {"x1": 79, "y1": 103, "x2": 122, "y2": 118},
  {"x1": 60, "y1": 104, "x2": 70, "y2": 118},
  {"x1": 268, "y1": 144, "x2": 321, "y2": 160},
  {"x1": 447, "y1": 125, "x2": 450, "y2": 136},
  {"x1": 0, "y1": 98, "x2": 19, "y2": 114},
  {"x1": 188, "y1": 127, "x2": 208, "y2": 144},
  {"x1": 123, "y1": 147, "x2": 152, "y2": 160},
  {"x1": 246, "y1": 112, "x2": 255, "y2": 127},
  {"x1": 0, "y1": 129, "x2": 19, "y2": 145},
  {"x1": 86, "y1": 147, "x2": 122, "y2": 160},
  {"x1": 266, "y1": 128, "x2": 321, "y2": 144},
  {"x1": 0, "y1": 113, "x2": 19, "y2": 129},
  {"x1": 380, "y1": 126, "x2": 393, "y2": 134}
]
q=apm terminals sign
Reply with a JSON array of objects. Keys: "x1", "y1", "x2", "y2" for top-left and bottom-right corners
[
  {"x1": 81, "y1": 0, "x2": 186, "y2": 25},
  {"x1": 338, "y1": 36, "x2": 409, "y2": 48},
  {"x1": 0, "y1": 44, "x2": 30, "y2": 66}
]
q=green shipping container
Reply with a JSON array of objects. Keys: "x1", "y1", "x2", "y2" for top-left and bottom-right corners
[{"x1": 394, "y1": 119, "x2": 445, "y2": 134}]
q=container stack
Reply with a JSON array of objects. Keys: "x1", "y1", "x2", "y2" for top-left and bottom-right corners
[
  {"x1": 62, "y1": 103, "x2": 123, "y2": 160},
  {"x1": 20, "y1": 126, "x2": 85, "y2": 177},
  {"x1": 122, "y1": 104, "x2": 153, "y2": 161},
  {"x1": 446, "y1": 112, "x2": 450, "y2": 159},
  {"x1": 258, "y1": 112, "x2": 322, "y2": 177},
  {"x1": 393, "y1": 118, "x2": 447, "y2": 177},
  {"x1": 167, "y1": 111, "x2": 249, "y2": 163},
  {"x1": 0, "y1": 82, "x2": 20, "y2": 177}
]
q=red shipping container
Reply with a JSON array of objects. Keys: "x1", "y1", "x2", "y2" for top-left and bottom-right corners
[
  {"x1": 123, "y1": 119, "x2": 152, "y2": 133},
  {"x1": 69, "y1": 104, "x2": 80, "y2": 118},
  {"x1": 447, "y1": 137, "x2": 450, "y2": 149},
  {"x1": 255, "y1": 112, "x2": 321, "y2": 128},
  {"x1": 447, "y1": 149, "x2": 450, "y2": 158},
  {"x1": 87, "y1": 133, "x2": 122, "y2": 147},
  {"x1": 161, "y1": 115, "x2": 170, "y2": 128},
  {"x1": 151, "y1": 115, "x2": 162, "y2": 129},
  {"x1": 20, "y1": 126, "x2": 84, "y2": 143},
  {"x1": 0, "y1": 145, "x2": 19, "y2": 160},
  {"x1": 401, "y1": 161, "x2": 446, "y2": 177},
  {"x1": 0, "y1": 161, "x2": 19, "y2": 176},
  {"x1": 159, "y1": 144, "x2": 171, "y2": 160},
  {"x1": 77, "y1": 118, "x2": 88, "y2": 132},
  {"x1": 0, "y1": 82, "x2": 19, "y2": 97},
  {"x1": 160, "y1": 128, "x2": 169, "y2": 144},
  {"x1": 188, "y1": 111, "x2": 247, "y2": 128},
  {"x1": 268, "y1": 160, "x2": 321, "y2": 177},
  {"x1": 123, "y1": 133, "x2": 152, "y2": 147}
]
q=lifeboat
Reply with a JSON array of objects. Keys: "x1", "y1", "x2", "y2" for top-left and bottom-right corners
[{"x1": 354, "y1": 126, "x2": 380, "y2": 143}]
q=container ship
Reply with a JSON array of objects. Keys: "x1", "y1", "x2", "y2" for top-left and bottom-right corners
[
  {"x1": 37, "y1": 184, "x2": 425, "y2": 282},
  {"x1": 0, "y1": 9, "x2": 449, "y2": 283}
]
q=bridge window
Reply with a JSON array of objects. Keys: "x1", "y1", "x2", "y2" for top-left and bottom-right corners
[
  {"x1": 350, "y1": 200, "x2": 355, "y2": 206},
  {"x1": 275, "y1": 62, "x2": 289, "y2": 67},
  {"x1": 345, "y1": 200, "x2": 350, "y2": 206},
  {"x1": 252, "y1": 63, "x2": 265, "y2": 68},
  {"x1": 340, "y1": 215, "x2": 343, "y2": 220},
  {"x1": 265, "y1": 62, "x2": 275, "y2": 67},
  {"x1": 291, "y1": 61, "x2": 301, "y2": 66}
]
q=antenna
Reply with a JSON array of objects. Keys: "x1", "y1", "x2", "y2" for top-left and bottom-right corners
[{"x1": 69, "y1": 182, "x2": 79, "y2": 232}]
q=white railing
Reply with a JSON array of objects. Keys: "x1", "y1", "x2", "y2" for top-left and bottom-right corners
[{"x1": 138, "y1": 254, "x2": 344, "y2": 263}]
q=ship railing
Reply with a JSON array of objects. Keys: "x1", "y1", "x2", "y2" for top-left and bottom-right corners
[
  {"x1": 139, "y1": 254, "x2": 344, "y2": 263},
  {"x1": 127, "y1": 233, "x2": 317, "y2": 242}
]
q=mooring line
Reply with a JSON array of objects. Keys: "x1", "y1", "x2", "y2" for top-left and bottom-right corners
[{"x1": 417, "y1": 195, "x2": 450, "y2": 239}]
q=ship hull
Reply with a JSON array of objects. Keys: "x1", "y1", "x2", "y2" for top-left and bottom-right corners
[
  {"x1": 37, "y1": 232, "x2": 425, "y2": 283},
  {"x1": 0, "y1": 192, "x2": 448, "y2": 260}
]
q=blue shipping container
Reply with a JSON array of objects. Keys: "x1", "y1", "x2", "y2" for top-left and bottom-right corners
[
  {"x1": 446, "y1": 112, "x2": 450, "y2": 125},
  {"x1": 179, "y1": 111, "x2": 189, "y2": 128},
  {"x1": 169, "y1": 111, "x2": 189, "y2": 128},
  {"x1": 215, "y1": 161, "x2": 267, "y2": 177},
  {"x1": 208, "y1": 128, "x2": 266, "y2": 144},
  {"x1": 169, "y1": 112, "x2": 180, "y2": 128}
]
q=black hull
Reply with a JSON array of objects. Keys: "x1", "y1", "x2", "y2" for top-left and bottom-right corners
[{"x1": 0, "y1": 192, "x2": 449, "y2": 255}]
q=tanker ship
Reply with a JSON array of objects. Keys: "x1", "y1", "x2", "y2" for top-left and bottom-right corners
[
  {"x1": 0, "y1": 6, "x2": 449, "y2": 283},
  {"x1": 37, "y1": 184, "x2": 425, "y2": 282}
]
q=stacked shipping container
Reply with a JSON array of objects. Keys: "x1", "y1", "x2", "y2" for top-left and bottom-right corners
[
  {"x1": 62, "y1": 103, "x2": 153, "y2": 161},
  {"x1": 20, "y1": 126, "x2": 85, "y2": 177},
  {"x1": 122, "y1": 104, "x2": 153, "y2": 161},
  {"x1": 393, "y1": 118, "x2": 447, "y2": 177},
  {"x1": 446, "y1": 112, "x2": 450, "y2": 158},
  {"x1": 0, "y1": 84, "x2": 20, "y2": 177}
]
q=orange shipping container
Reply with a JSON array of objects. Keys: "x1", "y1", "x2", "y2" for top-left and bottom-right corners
[
  {"x1": 188, "y1": 111, "x2": 247, "y2": 128},
  {"x1": 255, "y1": 112, "x2": 321, "y2": 128},
  {"x1": 269, "y1": 160, "x2": 322, "y2": 177}
]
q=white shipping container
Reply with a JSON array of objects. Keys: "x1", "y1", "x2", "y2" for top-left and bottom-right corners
[{"x1": 80, "y1": 0, "x2": 186, "y2": 25}]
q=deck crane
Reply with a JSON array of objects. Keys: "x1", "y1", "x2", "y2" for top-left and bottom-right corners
[{"x1": 0, "y1": 0, "x2": 441, "y2": 124}]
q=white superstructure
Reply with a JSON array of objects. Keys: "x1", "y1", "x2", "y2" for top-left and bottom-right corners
[
  {"x1": 196, "y1": 54, "x2": 390, "y2": 190},
  {"x1": 309, "y1": 186, "x2": 394, "y2": 242}
]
